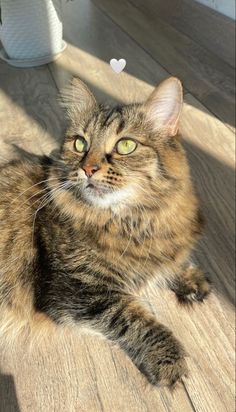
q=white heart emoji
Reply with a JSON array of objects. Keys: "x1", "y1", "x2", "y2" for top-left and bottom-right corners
[{"x1": 110, "y1": 58, "x2": 126, "y2": 73}]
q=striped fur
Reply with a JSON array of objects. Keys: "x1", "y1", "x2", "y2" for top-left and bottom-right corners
[{"x1": 0, "y1": 78, "x2": 210, "y2": 386}]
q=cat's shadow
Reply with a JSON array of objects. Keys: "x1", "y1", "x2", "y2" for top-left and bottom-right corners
[
  {"x1": 10, "y1": 144, "x2": 60, "y2": 164},
  {"x1": 183, "y1": 140, "x2": 235, "y2": 306},
  {"x1": 0, "y1": 369, "x2": 21, "y2": 412}
]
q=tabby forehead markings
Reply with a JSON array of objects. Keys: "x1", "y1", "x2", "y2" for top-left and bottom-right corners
[
  {"x1": 102, "y1": 106, "x2": 123, "y2": 128},
  {"x1": 80, "y1": 107, "x2": 126, "y2": 157}
]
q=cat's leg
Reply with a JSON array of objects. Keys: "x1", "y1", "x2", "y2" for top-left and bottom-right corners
[
  {"x1": 169, "y1": 263, "x2": 211, "y2": 304},
  {"x1": 83, "y1": 294, "x2": 187, "y2": 386},
  {"x1": 43, "y1": 281, "x2": 187, "y2": 386}
]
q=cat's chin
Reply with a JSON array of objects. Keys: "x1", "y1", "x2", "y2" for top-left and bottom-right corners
[{"x1": 81, "y1": 185, "x2": 134, "y2": 210}]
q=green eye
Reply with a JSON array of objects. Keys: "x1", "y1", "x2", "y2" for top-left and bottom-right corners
[
  {"x1": 116, "y1": 139, "x2": 137, "y2": 155},
  {"x1": 74, "y1": 136, "x2": 88, "y2": 153}
]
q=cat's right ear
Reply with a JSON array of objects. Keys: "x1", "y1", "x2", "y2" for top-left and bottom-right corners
[{"x1": 60, "y1": 77, "x2": 97, "y2": 116}]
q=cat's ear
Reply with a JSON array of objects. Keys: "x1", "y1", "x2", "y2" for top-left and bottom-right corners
[
  {"x1": 60, "y1": 77, "x2": 97, "y2": 115},
  {"x1": 144, "y1": 77, "x2": 183, "y2": 136}
]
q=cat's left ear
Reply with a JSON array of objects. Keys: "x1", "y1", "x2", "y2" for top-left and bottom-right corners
[{"x1": 144, "y1": 77, "x2": 183, "y2": 136}]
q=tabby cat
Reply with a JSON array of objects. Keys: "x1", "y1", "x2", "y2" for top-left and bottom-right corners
[{"x1": 0, "y1": 77, "x2": 211, "y2": 386}]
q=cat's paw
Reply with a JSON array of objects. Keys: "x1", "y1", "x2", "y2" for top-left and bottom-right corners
[
  {"x1": 175, "y1": 276, "x2": 211, "y2": 304},
  {"x1": 138, "y1": 334, "x2": 188, "y2": 387},
  {"x1": 156, "y1": 356, "x2": 188, "y2": 387},
  {"x1": 171, "y1": 266, "x2": 212, "y2": 305}
]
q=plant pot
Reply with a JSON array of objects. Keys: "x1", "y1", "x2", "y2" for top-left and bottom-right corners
[{"x1": 0, "y1": 0, "x2": 67, "y2": 67}]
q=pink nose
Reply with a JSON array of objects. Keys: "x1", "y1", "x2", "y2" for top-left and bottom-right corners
[{"x1": 82, "y1": 164, "x2": 100, "y2": 177}]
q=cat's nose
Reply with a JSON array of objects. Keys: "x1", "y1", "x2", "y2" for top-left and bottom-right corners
[{"x1": 82, "y1": 164, "x2": 100, "y2": 177}]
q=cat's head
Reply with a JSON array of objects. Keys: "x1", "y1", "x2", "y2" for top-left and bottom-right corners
[{"x1": 51, "y1": 77, "x2": 188, "y2": 212}]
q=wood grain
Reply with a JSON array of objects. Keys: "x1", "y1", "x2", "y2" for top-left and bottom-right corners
[
  {"x1": 181, "y1": 94, "x2": 235, "y2": 305},
  {"x1": 92, "y1": 0, "x2": 235, "y2": 129},
  {"x1": 0, "y1": 59, "x2": 64, "y2": 164},
  {"x1": 129, "y1": 0, "x2": 235, "y2": 68},
  {"x1": 49, "y1": 0, "x2": 169, "y2": 105},
  {"x1": 0, "y1": 330, "x2": 195, "y2": 412}
]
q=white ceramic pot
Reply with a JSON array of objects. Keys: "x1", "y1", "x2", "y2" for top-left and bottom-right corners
[{"x1": 0, "y1": 0, "x2": 67, "y2": 67}]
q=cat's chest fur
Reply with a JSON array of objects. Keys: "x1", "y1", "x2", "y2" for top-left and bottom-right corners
[{"x1": 39, "y1": 205, "x2": 189, "y2": 293}]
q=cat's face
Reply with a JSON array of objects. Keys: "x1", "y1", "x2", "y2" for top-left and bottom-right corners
[{"x1": 53, "y1": 77, "x2": 184, "y2": 211}]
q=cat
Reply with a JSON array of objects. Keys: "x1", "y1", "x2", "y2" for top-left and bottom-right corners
[{"x1": 0, "y1": 77, "x2": 211, "y2": 387}]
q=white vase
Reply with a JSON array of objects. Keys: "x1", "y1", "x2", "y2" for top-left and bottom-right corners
[{"x1": 0, "y1": 0, "x2": 67, "y2": 67}]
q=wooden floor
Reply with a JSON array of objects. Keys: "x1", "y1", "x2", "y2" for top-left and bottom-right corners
[{"x1": 0, "y1": 1, "x2": 235, "y2": 411}]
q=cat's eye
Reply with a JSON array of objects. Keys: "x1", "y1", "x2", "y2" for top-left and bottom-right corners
[
  {"x1": 74, "y1": 136, "x2": 88, "y2": 153},
  {"x1": 116, "y1": 139, "x2": 137, "y2": 155}
]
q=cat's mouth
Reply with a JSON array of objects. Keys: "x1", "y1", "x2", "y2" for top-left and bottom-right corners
[
  {"x1": 84, "y1": 182, "x2": 112, "y2": 197},
  {"x1": 86, "y1": 183, "x2": 96, "y2": 189},
  {"x1": 79, "y1": 180, "x2": 134, "y2": 209}
]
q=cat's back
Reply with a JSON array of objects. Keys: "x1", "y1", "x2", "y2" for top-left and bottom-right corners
[
  {"x1": 0, "y1": 159, "x2": 45, "y2": 205},
  {"x1": 0, "y1": 159, "x2": 50, "y2": 340},
  {"x1": 0, "y1": 159, "x2": 46, "y2": 261}
]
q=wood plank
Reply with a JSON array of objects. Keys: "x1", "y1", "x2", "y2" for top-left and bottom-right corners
[
  {"x1": 49, "y1": 0, "x2": 169, "y2": 105},
  {"x1": 181, "y1": 94, "x2": 235, "y2": 305},
  {"x1": 133, "y1": 0, "x2": 235, "y2": 68},
  {"x1": 0, "y1": 59, "x2": 64, "y2": 165},
  {"x1": 0, "y1": 330, "x2": 194, "y2": 412},
  {"x1": 92, "y1": 0, "x2": 235, "y2": 129},
  {"x1": 145, "y1": 287, "x2": 235, "y2": 412}
]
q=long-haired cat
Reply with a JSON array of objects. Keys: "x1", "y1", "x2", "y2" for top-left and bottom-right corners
[{"x1": 0, "y1": 77, "x2": 211, "y2": 386}]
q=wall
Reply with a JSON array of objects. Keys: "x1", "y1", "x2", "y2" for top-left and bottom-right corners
[{"x1": 195, "y1": 0, "x2": 235, "y2": 19}]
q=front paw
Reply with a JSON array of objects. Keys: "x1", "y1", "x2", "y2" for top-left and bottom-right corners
[
  {"x1": 171, "y1": 266, "x2": 212, "y2": 304},
  {"x1": 138, "y1": 334, "x2": 187, "y2": 387}
]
